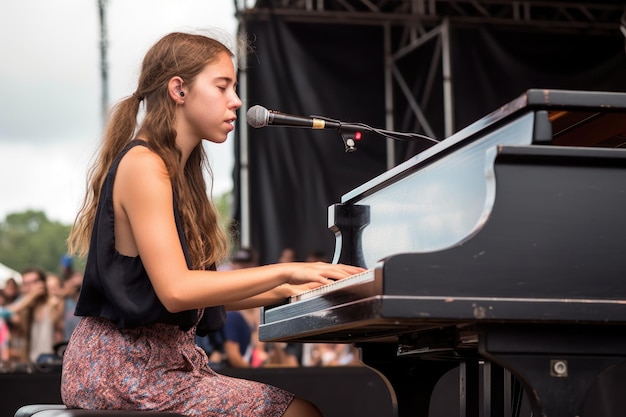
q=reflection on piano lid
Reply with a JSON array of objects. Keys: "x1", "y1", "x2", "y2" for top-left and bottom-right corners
[{"x1": 328, "y1": 89, "x2": 626, "y2": 268}]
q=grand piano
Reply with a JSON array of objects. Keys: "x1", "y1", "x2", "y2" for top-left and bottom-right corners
[{"x1": 259, "y1": 89, "x2": 626, "y2": 417}]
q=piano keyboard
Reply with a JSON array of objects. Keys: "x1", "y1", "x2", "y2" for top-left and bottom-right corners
[{"x1": 289, "y1": 268, "x2": 376, "y2": 302}]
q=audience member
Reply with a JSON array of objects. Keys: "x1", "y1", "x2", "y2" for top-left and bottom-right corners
[
  {"x1": 46, "y1": 273, "x2": 66, "y2": 344},
  {"x1": 2, "y1": 278, "x2": 20, "y2": 304},
  {"x1": 7, "y1": 289, "x2": 25, "y2": 362},
  {"x1": 46, "y1": 274, "x2": 64, "y2": 300},
  {"x1": 60, "y1": 254, "x2": 75, "y2": 281},
  {"x1": 306, "y1": 343, "x2": 360, "y2": 367},
  {"x1": 2, "y1": 277, "x2": 23, "y2": 361},
  {"x1": 17, "y1": 268, "x2": 64, "y2": 363},
  {"x1": 0, "y1": 279, "x2": 45, "y2": 363},
  {"x1": 263, "y1": 342, "x2": 299, "y2": 367},
  {"x1": 0, "y1": 291, "x2": 7, "y2": 316},
  {"x1": 223, "y1": 307, "x2": 260, "y2": 368}
]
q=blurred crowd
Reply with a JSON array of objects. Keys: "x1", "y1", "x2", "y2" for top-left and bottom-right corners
[
  {"x1": 0, "y1": 257, "x2": 83, "y2": 369},
  {"x1": 1, "y1": 247, "x2": 360, "y2": 371}
]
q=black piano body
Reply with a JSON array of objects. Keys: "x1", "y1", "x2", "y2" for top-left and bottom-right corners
[{"x1": 259, "y1": 89, "x2": 626, "y2": 417}]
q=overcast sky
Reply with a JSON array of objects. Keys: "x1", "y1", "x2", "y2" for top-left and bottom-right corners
[{"x1": 0, "y1": 0, "x2": 239, "y2": 224}]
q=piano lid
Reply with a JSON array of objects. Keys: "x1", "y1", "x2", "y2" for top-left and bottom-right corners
[
  {"x1": 342, "y1": 89, "x2": 626, "y2": 204},
  {"x1": 329, "y1": 89, "x2": 626, "y2": 268}
]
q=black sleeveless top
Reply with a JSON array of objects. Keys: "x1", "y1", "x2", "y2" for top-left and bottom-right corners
[{"x1": 74, "y1": 140, "x2": 225, "y2": 335}]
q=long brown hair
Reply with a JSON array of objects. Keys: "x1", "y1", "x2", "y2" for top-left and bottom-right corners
[{"x1": 68, "y1": 32, "x2": 231, "y2": 269}]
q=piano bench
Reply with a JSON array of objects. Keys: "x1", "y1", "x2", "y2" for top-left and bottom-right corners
[{"x1": 15, "y1": 405, "x2": 186, "y2": 417}]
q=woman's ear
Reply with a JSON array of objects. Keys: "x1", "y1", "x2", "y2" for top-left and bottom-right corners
[{"x1": 168, "y1": 76, "x2": 186, "y2": 104}]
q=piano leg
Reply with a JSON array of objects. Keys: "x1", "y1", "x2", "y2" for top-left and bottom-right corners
[
  {"x1": 481, "y1": 361, "x2": 521, "y2": 417},
  {"x1": 359, "y1": 343, "x2": 459, "y2": 417},
  {"x1": 479, "y1": 324, "x2": 626, "y2": 417},
  {"x1": 460, "y1": 360, "x2": 479, "y2": 417}
]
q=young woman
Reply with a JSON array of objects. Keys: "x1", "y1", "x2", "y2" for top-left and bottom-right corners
[{"x1": 60, "y1": 31, "x2": 363, "y2": 417}]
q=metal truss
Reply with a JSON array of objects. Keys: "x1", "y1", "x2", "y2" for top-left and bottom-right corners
[
  {"x1": 235, "y1": 0, "x2": 624, "y2": 152},
  {"x1": 236, "y1": 1, "x2": 625, "y2": 32}
]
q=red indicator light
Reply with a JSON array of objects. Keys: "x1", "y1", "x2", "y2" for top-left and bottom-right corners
[{"x1": 354, "y1": 131, "x2": 362, "y2": 141}]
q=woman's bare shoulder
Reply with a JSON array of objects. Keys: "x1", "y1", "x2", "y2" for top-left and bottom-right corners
[
  {"x1": 119, "y1": 144, "x2": 167, "y2": 174},
  {"x1": 114, "y1": 144, "x2": 172, "y2": 209}
]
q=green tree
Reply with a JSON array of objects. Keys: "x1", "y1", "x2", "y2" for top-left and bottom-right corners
[
  {"x1": 0, "y1": 210, "x2": 72, "y2": 275},
  {"x1": 213, "y1": 190, "x2": 238, "y2": 252},
  {"x1": 214, "y1": 190, "x2": 233, "y2": 229}
]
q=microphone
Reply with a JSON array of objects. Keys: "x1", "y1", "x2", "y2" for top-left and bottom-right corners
[
  {"x1": 247, "y1": 105, "x2": 344, "y2": 130},
  {"x1": 246, "y1": 104, "x2": 440, "y2": 152}
]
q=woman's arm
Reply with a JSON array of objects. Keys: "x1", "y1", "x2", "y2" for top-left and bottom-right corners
[
  {"x1": 223, "y1": 340, "x2": 249, "y2": 368},
  {"x1": 114, "y1": 147, "x2": 364, "y2": 313},
  {"x1": 2, "y1": 283, "x2": 46, "y2": 318}
]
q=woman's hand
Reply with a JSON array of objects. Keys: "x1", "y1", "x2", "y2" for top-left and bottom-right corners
[
  {"x1": 223, "y1": 262, "x2": 367, "y2": 311},
  {"x1": 280, "y1": 262, "x2": 365, "y2": 287}
]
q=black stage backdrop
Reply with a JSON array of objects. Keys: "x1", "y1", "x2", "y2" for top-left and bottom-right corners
[
  {"x1": 233, "y1": 16, "x2": 626, "y2": 265},
  {"x1": 234, "y1": 18, "x2": 388, "y2": 264}
]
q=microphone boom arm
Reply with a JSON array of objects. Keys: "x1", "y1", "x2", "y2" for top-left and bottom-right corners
[{"x1": 312, "y1": 115, "x2": 439, "y2": 152}]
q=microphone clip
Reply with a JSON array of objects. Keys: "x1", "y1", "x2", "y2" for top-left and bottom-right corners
[
  {"x1": 313, "y1": 115, "x2": 360, "y2": 152},
  {"x1": 339, "y1": 131, "x2": 358, "y2": 152}
]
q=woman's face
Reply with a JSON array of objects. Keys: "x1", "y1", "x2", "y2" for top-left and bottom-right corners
[{"x1": 179, "y1": 51, "x2": 242, "y2": 144}]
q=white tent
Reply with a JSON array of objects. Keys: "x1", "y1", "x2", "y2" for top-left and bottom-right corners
[{"x1": 0, "y1": 262, "x2": 21, "y2": 287}]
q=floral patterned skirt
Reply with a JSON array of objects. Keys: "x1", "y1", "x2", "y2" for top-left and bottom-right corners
[{"x1": 61, "y1": 317, "x2": 293, "y2": 417}]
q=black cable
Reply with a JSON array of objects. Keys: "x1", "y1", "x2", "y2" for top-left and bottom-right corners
[{"x1": 312, "y1": 115, "x2": 440, "y2": 145}]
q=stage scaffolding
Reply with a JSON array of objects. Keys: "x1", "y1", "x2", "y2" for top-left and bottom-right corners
[
  {"x1": 231, "y1": 0, "x2": 625, "y2": 250},
  {"x1": 235, "y1": 0, "x2": 623, "y2": 136}
]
